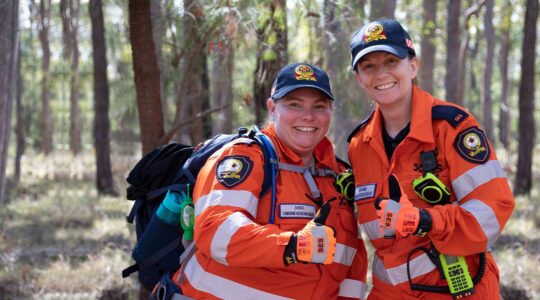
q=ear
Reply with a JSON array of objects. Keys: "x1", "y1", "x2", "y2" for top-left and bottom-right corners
[
  {"x1": 409, "y1": 56, "x2": 420, "y2": 80},
  {"x1": 267, "y1": 98, "x2": 276, "y2": 112},
  {"x1": 354, "y1": 70, "x2": 365, "y2": 88}
]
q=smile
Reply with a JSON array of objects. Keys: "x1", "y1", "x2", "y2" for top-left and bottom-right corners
[
  {"x1": 294, "y1": 126, "x2": 317, "y2": 132},
  {"x1": 375, "y1": 82, "x2": 396, "y2": 90}
]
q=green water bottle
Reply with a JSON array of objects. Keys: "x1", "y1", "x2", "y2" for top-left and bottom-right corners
[{"x1": 179, "y1": 185, "x2": 195, "y2": 244}]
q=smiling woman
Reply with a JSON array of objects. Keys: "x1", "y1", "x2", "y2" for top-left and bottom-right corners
[{"x1": 156, "y1": 63, "x2": 369, "y2": 300}]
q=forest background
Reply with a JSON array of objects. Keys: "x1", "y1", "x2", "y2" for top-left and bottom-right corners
[{"x1": 0, "y1": 0, "x2": 538, "y2": 299}]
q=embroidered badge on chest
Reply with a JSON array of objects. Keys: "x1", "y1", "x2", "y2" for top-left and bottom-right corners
[
  {"x1": 454, "y1": 126, "x2": 490, "y2": 164},
  {"x1": 216, "y1": 155, "x2": 253, "y2": 188}
]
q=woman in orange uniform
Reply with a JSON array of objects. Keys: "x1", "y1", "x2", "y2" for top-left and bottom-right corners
[
  {"x1": 162, "y1": 63, "x2": 368, "y2": 299},
  {"x1": 347, "y1": 19, "x2": 514, "y2": 299}
]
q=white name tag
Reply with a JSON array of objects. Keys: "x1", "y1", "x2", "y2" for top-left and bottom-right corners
[
  {"x1": 279, "y1": 204, "x2": 316, "y2": 219},
  {"x1": 355, "y1": 183, "x2": 377, "y2": 201}
]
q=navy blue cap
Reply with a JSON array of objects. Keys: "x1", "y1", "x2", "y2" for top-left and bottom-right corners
[
  {"x1": 350, "y1": 19, "x2": 416, "y2": 69},
  {"x1": 271, "y1": 63, "x2": 334, "y2": 101}
]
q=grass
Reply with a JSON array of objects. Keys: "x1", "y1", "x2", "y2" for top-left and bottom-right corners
[{"x1": 0, "y1": 149, "x2": 539, "y2": 299}]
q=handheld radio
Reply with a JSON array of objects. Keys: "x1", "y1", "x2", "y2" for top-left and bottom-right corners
[
  {"x1": 439, "y1": 254, "x2": 475, "y2": 299},
  {"x1": 412, "y1": 151, "x2": 450, "y2": 205},
  {"x1": 335, "y1": 169, "x2": 355, "y2": 201}
]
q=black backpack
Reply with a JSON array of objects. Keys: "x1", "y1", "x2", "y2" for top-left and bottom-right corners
[{"x1": 121, "y1": 127, "x2": 278, "y2": 291}]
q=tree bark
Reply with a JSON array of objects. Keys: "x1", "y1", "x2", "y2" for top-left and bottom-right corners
[
  {"x1": 445, "y1": 0, "x2": 461, "y2": 103},
  {"x1": 38, "y1": 0, "x2": 53, "y2": 154},
  {"x1": 420, "y1": 0, "x2": 437, "y2": 94},
  {"x1": 61, "y1": 0, "x2": 82, "y2": 154},
  {"x1": 129, "y1": 0, "x2": 165, "y2": 155},
  {"x1": 150, "y1": 0, "x2": 168, "y2": 131},
  {"x1": 14, "y1": 40, "x2": 23, "y2": 184},
  {"x1": 498, "y1": 1, "x2": 512, "y2": 148},
  {"x1": 455, "y1": 0, "x2": 486, "y2": 107},
  {"x1": 211, "y1": 9, "x2": 236, "y2": 135},
  {"x1": 481, "y1": 0, "x2": 494, "y2": 143},
  {"x1": 253, "y1": 0, "x2": 288, "y2": 125},
  {"x1": 370, "y1": 0, "x2": 396, "y2": 19},
  {"x1": 89, "y1": 0, "x2": 117, "y2": 195},
  {"x1": 514, "y1": 0, "x2": 538, "y2": 195},
  {"x1": 0, "y1": 0, "x2": 19, "y2": 206}
]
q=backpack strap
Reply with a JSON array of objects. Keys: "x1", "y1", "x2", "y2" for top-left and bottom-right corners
[
  {"x1": 277, "y1": 163, "x2": 337, "y2": 200},
  {"x1": 250, "y1": 127, "x2": 280, "y2": 224}
]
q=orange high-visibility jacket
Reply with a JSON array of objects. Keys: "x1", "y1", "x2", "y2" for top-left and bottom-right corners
[
  {"x1": 348, "y1": 86, "x2": 514, "y2": 300},
  {"x1": 173, "y1": 124, "x2": 368, "y2": 300}
]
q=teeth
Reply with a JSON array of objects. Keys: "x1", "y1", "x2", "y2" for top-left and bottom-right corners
[
  {"x1": 376, "y1": 82, "x2": 395, "y2": 90},
  {"x1": 295, "y1": 126, "x2": 316, "y2": 132}
]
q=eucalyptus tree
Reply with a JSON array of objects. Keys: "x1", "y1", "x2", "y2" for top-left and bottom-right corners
[
  {"x1": 515, "y1": 0, "x2": 538, "y2": 195},
  {"x1": 89, "y1": 0, "x2": 117, "y2": 195},
  {"x1": 0, "y1": 0, "x2": 19, "y2": 206}
]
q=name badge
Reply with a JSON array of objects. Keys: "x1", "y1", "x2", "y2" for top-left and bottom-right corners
[
  {"x1": 355, "y1": 183, "x2": 377, "y2": 201},
  {"x1": 279, "y1": 204, "x2": 316, "y2": 219}
]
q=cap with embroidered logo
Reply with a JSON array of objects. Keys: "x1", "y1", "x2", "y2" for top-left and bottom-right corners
[
  {"x1": 271, "y1": 63, "x2": 334, "y2": 101},
  {"x1": 350, "y1": 19, "x2": 416, "y2": 70}
]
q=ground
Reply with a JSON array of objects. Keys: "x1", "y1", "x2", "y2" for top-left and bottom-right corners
[{"x1": 0, "y1": 149, "x2": 538, "y2": 299}]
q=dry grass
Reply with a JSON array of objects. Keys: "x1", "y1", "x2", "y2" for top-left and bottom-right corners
[{"x1": 0, "y1": 149, "x2": 539, "y2": 299}]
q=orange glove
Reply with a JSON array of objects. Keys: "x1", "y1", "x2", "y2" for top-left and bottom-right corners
[
  {"x1": 284, "y1": 202, "x2": 336, "y2": 265},
  {"x1": 375, "y1": 198, "x2": 420, "y2": 237}
]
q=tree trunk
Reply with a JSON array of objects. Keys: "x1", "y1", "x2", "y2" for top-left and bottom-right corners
[
  {"x1": 129, "y1": 0, "x2": 165, "y2": 155},
  {"x1": 455, "y1": 0, "x2": 486, "y2": 107},
  {"x1": 0, "y1": 0, "x2": 19, "y2": 206},
  {"x1": 14, "y1": 40, "x2": 23, "y2": 184},
  {"x1": 151, "y1": 0, "x2": 168, "y2": 131},
  {"x1": 370, "y1": 0, "x2": 396, "y2": 19},
  {"x1": 481, "y1": 0, "x2": 494, "y2": 143},
  {"x1": 514, "y1": 0, "x2": 538, "y2": 195},
  {"x1": 498, "y1": 1, "x2": 512, "y2": 148},
  {"x1": 89, "y1": 0, "x2": 117, "y2": 196},
  {"x1": 253, "y1": 0, "x2": 288, "y2": 125},
  {"x1": 38, "y1": 0, "x2": 53, "y2": 154},
  {"x1": 211, "y1": 9, "x2": 236, "y2": 135},
  {"x1": 61, "y1": 0, "x2": 82, "y2": 155},
  {"x1": 323, "y1": 0, "x2": 355, "y2": 158},
  {"x1": 445, "y1": 0, "x2": 461, "y2": 103},
  {"x1": 170, "y1": 0, "x2": 211, "y2": 145},
  {"x1": 420, "y1": 0, "x2": 437, "y2": 94}
]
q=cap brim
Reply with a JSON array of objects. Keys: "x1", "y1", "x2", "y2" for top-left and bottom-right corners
[
  {"x1": 272, "y1": 85, "x2": 334, "y2": 101},
  {"x1": 351, "y1": 45, "x2": 409, "y2": 69}
]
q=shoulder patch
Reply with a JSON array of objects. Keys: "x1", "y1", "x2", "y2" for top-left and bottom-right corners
[
  {"x1": 347, "y1": 110, "x2": 375, "y2": 142},
  {"x1": 216, "y1": 155, "x2": 253, "y2": 188},
  {"x1": 453, "y1": 126, "x2": 490, "y2": 164},
  {"x1": 432, "y1": 105, "x2": 469, "y2": 128}
]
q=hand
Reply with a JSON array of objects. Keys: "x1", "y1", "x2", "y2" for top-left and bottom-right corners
[
  {"x1": 284, "y1": 203, "x2": 336, "y2": 265},
  {"x1": 375, "y1": 198, "x2": 420, "y2": 237}
]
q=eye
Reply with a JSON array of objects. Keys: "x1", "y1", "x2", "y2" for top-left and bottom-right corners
[
  {"x1": 386, "y1": 57, "x2": 399, "y2": 66},
  {"x1": 360, "y1": 63, "x2": 374, "y2": 71},
  {"x1": 287, "y1": 101, "x2": 302, "y2": 109},
  {"x1": 314, "y1": 103, "x2": 330, "y2": 111}
]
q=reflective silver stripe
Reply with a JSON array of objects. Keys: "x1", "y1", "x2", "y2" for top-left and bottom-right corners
[
  {"x1": 338, "y1": 279, "x2": 366, "y2": 299},
  {"x1": 452, "y1": 160, "x2": 506, "y2": 201},
  {"x1": 373, "y1": 253, "x2": 436, "y2": 285},
  {"x1": 360, "y1": 219, "x2": 383, "y2": 241},
  {"x1": 372, "y1": 255, "x2": 391, "y2": 284},
  {"x1": 461, "y1": 199, "x2": 500, "y2": 247},
  {"x1": 210, "y1": 212, "x2": 254, "y2": 265},
  {"x1": 196, "y1": 190, "x2": 258, "y2": 218},
  {"x1": 184, "y1": 255, "x2": 292, "y2": 300},
  {"x1": 335, "y1": 243, "x2": 356, "y2": 266}
]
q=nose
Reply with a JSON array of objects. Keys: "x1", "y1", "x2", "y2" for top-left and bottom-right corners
[{"x1": 301, "y1": 107, "x2": 316, "y2": 121}]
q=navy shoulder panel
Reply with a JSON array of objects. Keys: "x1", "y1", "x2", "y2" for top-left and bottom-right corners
[
  {"x1": 347, "y1": 110, "x2": 375, "y2": 143},
  {"x1": 431, "y1": 105, "x2": 469, "y2": 128}
]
